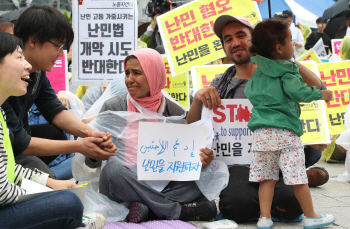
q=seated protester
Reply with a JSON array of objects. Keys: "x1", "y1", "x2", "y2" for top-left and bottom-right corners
[
  {"x1": 305, "y1": 17, "x2": 331, "y2": 53},
  {"x1": 1, "y1": 5, "x2": 117, "y2": 177},
  {"x1": 86, "y1": 48, "x2": 218, "y2": 223},
  {"x1": 0, "y1": 31, "x2": 105, "y2": 229},
  {"x1": 187, "y1": 15, "x2": 330, "y2": 223}
]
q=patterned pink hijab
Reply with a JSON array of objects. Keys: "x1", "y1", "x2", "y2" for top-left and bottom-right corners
[{"x1": 124, "y1": 48, "x2": 166, "y2": 113}]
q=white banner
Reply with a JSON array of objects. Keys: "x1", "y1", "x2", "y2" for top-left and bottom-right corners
[
  {"x1": 73, "y1": 0, "x2": 137, "y2": 86},
  {"x1": 137, "y1": 122, "x2": 207, "y2": 181},
  {"x1": 202, "y1": 99, "x2": 253, "y2": 165},
  {"x1": 313, "y1": 38, "x2": 327, "y2": 57}
]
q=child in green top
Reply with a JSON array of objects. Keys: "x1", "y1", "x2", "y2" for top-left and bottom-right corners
[{"x1": 245, "y1": 19, "x2": 334, "y2": 229}]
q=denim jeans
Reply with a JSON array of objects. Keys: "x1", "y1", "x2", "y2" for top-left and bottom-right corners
[
  {"x1": 50, "y1": 154, "x2": 74, "y2": 180},
  {"x1": 0, "y1": 191, "x2": 84, "y2": 229}
]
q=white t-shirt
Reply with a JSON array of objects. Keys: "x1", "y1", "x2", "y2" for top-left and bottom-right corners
[{"x1": 290, "y1": 23, "x2": 305, "y2": 59}]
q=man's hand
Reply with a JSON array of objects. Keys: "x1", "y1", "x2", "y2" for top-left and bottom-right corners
[
  {"x1": 294, "y1": 42, "x2": 303, "y2": 49},
  {"x1": 310, "y1": 144, "x2": 328, "y2": 151},
  {"x1": 151, "y1": 14, "x2": 161, "y2": 30},
  {"x1": 194, "y1": 87, "x2": 221, "y2": 110},
  {"x1": 46, "y1": 178, "x2": 77, "y2": 190},
  {"x1": 200, "y1": 148, "x2": 214, "y2": 168},
  {"x1": 85, "y1": 130, "x2": 117, "y2": 159},
  {"x1": 79, "y1": 135, "x2": 116, "y2": 160}
]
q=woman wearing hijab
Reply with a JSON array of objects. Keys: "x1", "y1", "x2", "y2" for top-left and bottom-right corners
[{"x1": 88, "y1": 48, "x2": 217, "y2": 223}]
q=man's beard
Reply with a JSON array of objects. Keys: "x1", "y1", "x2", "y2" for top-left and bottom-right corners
[{"x1": 226, "y1": 46, "x2": 251, "y2": 65}]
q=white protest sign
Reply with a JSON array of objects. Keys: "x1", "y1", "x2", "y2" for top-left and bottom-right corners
[
  {"x1": 72, "y1": 0, "x2": 138, "y2": 86},
  {"x1": 313, "y1": 38, "x2": 327, "y2": 57},
  {"x1": 137, "y1": 122, "x2": 207, "y2": 181},
  {"x1": 331, "y1": 39, "x2": 343, "y2": 56},
  {"x1": 202, "y1": 99, "x2": 253, "y2": 165}
]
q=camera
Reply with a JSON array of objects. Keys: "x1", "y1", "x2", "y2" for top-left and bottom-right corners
[{"x1": 145, "y1": 0, "x2": 172, "y2": 18}]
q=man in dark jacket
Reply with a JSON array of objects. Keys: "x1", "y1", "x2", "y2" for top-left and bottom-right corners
[
  {"x1": 305, "y1": 17, "x2": 331, "y2": 54},
  {"x1": 1, "y1": 5, "x2": 117, "y2": 176}
]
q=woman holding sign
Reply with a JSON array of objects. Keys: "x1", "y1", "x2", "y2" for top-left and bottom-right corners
[
  {"x1": 86, "y1": 48, "x2": 218, "y2": 223},
  {"x1": 0, "y1": 31, "x2": 105, "y2": 229}
]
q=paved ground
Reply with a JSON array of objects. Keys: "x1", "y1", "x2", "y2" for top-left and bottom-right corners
[{"x1": 190, "y1": 158, "x2": 350, "y2": 229}]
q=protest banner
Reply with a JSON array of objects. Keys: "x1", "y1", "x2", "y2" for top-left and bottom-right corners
[
  {"x1": 318, "y1": 61, "x2": 350, "y2": 135},
  {"x1": 157, "y1": 0, "x2": 261, "y2": 77},
  {"x1": 46, "y1": 51, "x2": 68, "y2": 94},
  {"x1": 137, "y1": 122, "x2": 207, "y2": 181},
  {"x1": 331, "y1": 39, "x2": 343, "y2": 56},
  {"x1": 202, "y1": 99, "x2": 253, "y2": 165},
  {"x1": 163, "y1": 56, "x2": 190, "y2": 109},
  {"x1": 313, "y1": 38, "x2": 327, "y2": 57},
  {"x1": 297, "y1": 49, "x2": 322, "y2": 63},
  {"x1": 72, "y1": 0, "x2": 137, "y2": 86},
  {"x1": 191, "y1": 64, "x2": 232, "y2": 93},
  {"x1": 299, "y1": 61, "x2": 331, "y2": 144}
]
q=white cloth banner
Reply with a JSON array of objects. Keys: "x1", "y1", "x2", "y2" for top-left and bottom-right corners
[{"x1": 73, "y1": 0, "x2": 137, "y2": 85}]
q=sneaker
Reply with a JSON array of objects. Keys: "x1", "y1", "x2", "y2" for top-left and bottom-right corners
[
  {"x1": 257, "y1": 217, "x2": 273, "y2": 229},
  {"x1": 127, "y1": 202, "x2": 149, "y2": 223},
  {"x1": 80, "y1": 212, "x2": 106, "y2": 229},
  {"x1": 179, "y1": 198, "x2": 217, "y2": 221},
  {"x1": 303, "y1": 214, "x2": 335, "y2": 229}
]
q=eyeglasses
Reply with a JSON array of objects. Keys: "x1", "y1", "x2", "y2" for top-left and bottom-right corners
[{"x1": 47, "y1": 40, "x2": 65, "y2": 51}]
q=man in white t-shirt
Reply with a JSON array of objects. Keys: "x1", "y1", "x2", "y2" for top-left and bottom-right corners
[{"x1": 283, "y1": 10, "x2": 304, "y2": 59}]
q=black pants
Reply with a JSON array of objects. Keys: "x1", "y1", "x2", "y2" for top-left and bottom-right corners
[
  {"x1": 15, "y1": 155, "x2": 56, "y2": 179},
  {"x1": 30, "y1": 123, "x2": 67, "y2": 165},
  {"x1": 219, "y1": 166, "x2": 303, "y2": 223}
]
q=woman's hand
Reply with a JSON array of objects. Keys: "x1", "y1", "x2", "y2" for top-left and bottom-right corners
[
  {"x1": 46, "y1": 178, "x2": 77, "y2": 190},
  {"x1": 200, "y1": 148, "x2": 214, "y2": 168}
]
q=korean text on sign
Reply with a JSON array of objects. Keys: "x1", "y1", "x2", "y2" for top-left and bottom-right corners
[
  {"x1": 191, "y1": 64, "x2": 232, "y2": 93},
  {"x1": 158, "y1": 0, "x2": 261, "y2": 77},
  {"x1": 202, "y1": 99, "x2": 253, "y2": 165},
  {"x1": 163, "y1": 56, "x2": 190, "y2": 109},
  {"x1": 73, "y1": 0, "x2": 137, "y2": 84},
  {"x1": 318, "y1": 61, "x2": 350, "y2": 134},
  {"x1": 137, "y1": 122, "x2": 207, "y2": 181}
]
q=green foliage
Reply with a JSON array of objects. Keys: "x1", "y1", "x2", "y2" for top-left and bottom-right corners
[
  {"x1": 63, "y1": 10, "x2": 72, "y2": 23},
  {"x1": 340, "y1": 36, "x2": 350, "y2": 60}
]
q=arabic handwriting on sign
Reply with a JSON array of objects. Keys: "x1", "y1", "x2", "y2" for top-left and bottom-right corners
[
  {"x1": 173, "y1": 140, "x2": 180, "y2": 157},
  {"x1": 140, "y1": 140, "x2": 168, "y2": 155}
]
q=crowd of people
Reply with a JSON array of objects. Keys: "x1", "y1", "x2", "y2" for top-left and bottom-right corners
[{"x1": 0, "y1": 3, "x2": 349, "y2": 229}]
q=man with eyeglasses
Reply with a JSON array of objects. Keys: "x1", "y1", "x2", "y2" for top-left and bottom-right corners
[{"x1": 1, "y1": 5, "x2": 117, "y2": 178}]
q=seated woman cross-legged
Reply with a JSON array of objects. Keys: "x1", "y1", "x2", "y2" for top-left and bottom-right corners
[{"x1": 85, "y1": 48, "x2": 219, "y2": 223}]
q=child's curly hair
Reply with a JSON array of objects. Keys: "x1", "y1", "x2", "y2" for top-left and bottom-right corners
[{"x1": 249, "y1": 19, "x2": 290, "y2": 59}]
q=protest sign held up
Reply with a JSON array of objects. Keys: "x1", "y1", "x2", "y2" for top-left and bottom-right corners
[
  {"x1": 158, "y1": 0, "x2": 261, "y2": 77},
  {"x1": 73, "y1": 0, "x2": 137, "y2": 85}
]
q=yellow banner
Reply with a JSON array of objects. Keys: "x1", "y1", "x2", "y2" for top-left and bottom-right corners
[
  {"x1": 191, "y1": 65, "x2": 232, "y2": 93},
  {"x1": 158, "y1": 0, "x2": 261, "y2": 76},
  {"x1": 318, "y1": 61, "x2": 350, "y2": 135},
  {"x1": 300, "y1": 101, "x2": 330, "y2": 144},
  {"x1": 163, "y1": 56, "x2": 190, "y2": 109},
  {"x1": 297, "y1": 50, "x2": 322, "y2": 63}
]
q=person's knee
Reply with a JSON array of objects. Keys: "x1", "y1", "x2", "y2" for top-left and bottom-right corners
[
  {"x1": 56, "y1": 191, "x2": 84, "y2": 224},
  {"x1": 100, "y1": 161, "x2": 127, "y2": 191}
]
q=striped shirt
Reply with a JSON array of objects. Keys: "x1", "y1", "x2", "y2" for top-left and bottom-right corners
[{"x1": 0, "y1": 108, "x2": 48, "y2": 206}]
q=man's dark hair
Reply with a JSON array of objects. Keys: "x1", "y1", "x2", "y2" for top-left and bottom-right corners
[
  {"x1": 316, "y1": 17, "x2": 322, "y2": 24},
  {"x1": 250, "y1": 19, "x2": 289, "y2": 59},
  {"x1": 14, "y1": 5, "x2": 74, "y2": 46},
  {"x1": 0, "y1": 20, "x2": 14, "y2": 33},
  {"x1": 219, "y1": 21, "x2": 253, "y2": 51},
  {"x1": 282, "y1": 10, "x2": 293, "y2": 18},
  {"x1": 0, "y1": 31, "x2": 23, "y2": 63}
]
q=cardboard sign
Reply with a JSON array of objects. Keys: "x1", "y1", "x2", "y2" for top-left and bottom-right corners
[
  {"x1": 158, "y1": 0, "x2": 261, "y2": 77},
  {"x1": 137, "y1": 122, "x2": 207, "y2": 181},
  {"x1": 202, "y1": 99, "x2": 253, "y2": 165}
]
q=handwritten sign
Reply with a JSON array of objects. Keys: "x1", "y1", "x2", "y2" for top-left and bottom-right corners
[
  {"x1": 137, "y1": 122, "x2": 207, "y2": 181},
  {"x1": 202, "y1": 99, "x2": 253, "y2": 165},
  {"x1": 313, "y1": 38, "x2": 327, "y2": 57},
  {"x1": 158, "y1": 0, "x2": 261, "y2": 76},
  {"x1": 46, "y1": 51, "x2": 68, "y2": 94},
  {"x1": 191, "y1": 64, "x2": 232, "y2": 94},
  {"x1": 331, "y1": 39, "x2": 343, "y2": 56}
]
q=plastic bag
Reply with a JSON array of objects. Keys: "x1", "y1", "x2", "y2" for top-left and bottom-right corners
[
  {"x1": 83, "y1": 74, "x2": 127, "y2": 119},
  {"x1": 58, "y1": 91, "x2": 85, "y2": 120},
  {"x1": 81, "y1": 86, "x2": 104, "y2": 111},
  {"x1": 83, "y1": 178, "x2": 129, "y2": 222},
  {"x1": 72, "y1": 153, "x2": 101, "y2": 181}
]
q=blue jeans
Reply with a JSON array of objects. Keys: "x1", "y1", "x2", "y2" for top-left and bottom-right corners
[
  {"x1": 0, "y1": 191, "x2": 84, "y2": 229},
  {"x1": 50, "y1": 154, "x2": 74, "y2": 180}
]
